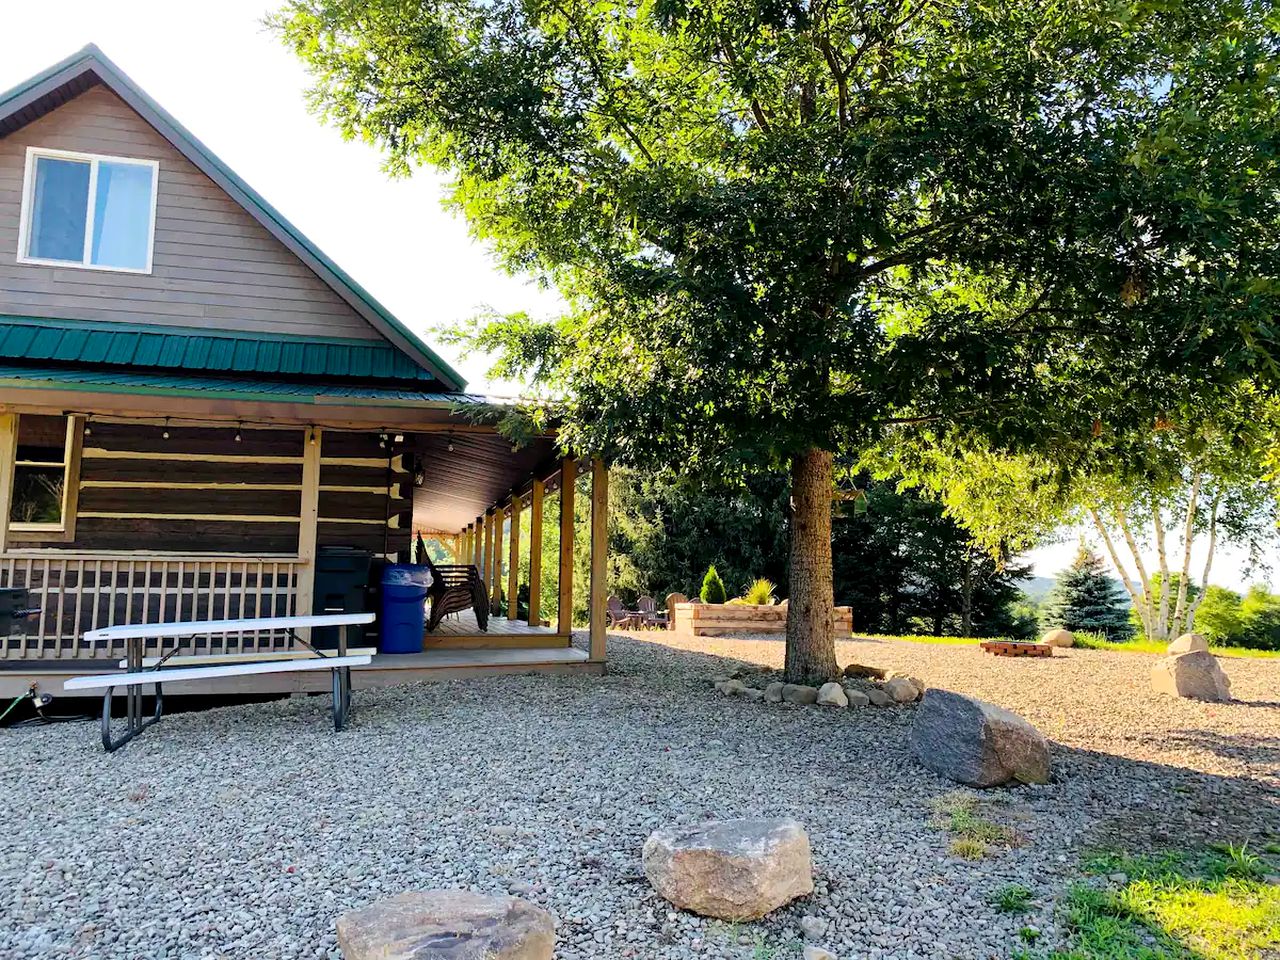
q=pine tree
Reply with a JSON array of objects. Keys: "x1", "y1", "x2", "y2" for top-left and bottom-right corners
[
  {"x1": 700, "y1": 565, "x2": 727, "y2": 605},
  {"x1": 1042, "y1": 545, "x2": 1133, "y2": 640}
]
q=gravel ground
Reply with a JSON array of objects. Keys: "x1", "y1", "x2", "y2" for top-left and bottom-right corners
[{"x1": 2, "y1": 631, "x2": 1277, "y2": 960}]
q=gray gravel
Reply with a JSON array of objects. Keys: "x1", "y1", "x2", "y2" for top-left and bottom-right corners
[{"x1": 2, "y1": 632, "x2": 1277, "y2": 960}]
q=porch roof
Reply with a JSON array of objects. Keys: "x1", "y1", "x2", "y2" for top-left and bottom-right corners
[{"x1": 0, "y1": 317, "x2": 444, "y2": 384}]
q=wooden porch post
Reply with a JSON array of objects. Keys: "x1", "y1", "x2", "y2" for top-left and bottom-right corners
[
  {"x1": 476, "y1": 515, "x2": 486, "y2": 573},
  {"x1": 507, "y1": 494, "x2": 522, "y2": 620},
  {"x1": 483, "y1": 512, "x2": 494, "y2": 597},
  {"x1": 295, "y1": 427, "x2": 323, "y2": 636},
  {"x1": 528, "y1": 478, "x2": 544, "y2": 627},
  {"x1": 492, "y1": 505, "x2": 505, "y2": 611},
  {"x1": 557, "y1": 458, "x2": 576, "y2": 635},
  {"x1": 0, "y1": 414, "x2": 16, "y2": 553},
  {"x1": 588, "y1": 458, "x2": 609, "y2": 661}
]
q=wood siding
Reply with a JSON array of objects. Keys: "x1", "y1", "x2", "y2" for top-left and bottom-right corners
[
  {"x1": 318, "y1": 431, "x2": 412, "y2": 556},
  {"x1": 0, "y1": 86, "x2": 382, "y2": 341}
]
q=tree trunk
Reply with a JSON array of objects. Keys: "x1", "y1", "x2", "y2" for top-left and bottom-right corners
[
  {"x1": 785, "y1": 447, "x2": 839, "y2": 684},
  {"x1": 961, "y1": 549, "x2": 974, "y2": 637}
]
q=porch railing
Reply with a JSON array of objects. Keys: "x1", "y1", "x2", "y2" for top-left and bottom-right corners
[{"x1": 0, "y1": 552, "x2": 306, "y2": 660}]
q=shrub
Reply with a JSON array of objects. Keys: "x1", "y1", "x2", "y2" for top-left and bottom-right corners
[
  {"x1": 742, "y1": 577, "x2": 777, "y2": 606},
  {"x1": 700, "y1": 564, "x2": 727, "y2": 604}
]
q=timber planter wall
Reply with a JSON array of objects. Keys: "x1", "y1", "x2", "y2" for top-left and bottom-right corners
[{"x1": 673, "y1": 603, "x2": 853, "y2": 637}]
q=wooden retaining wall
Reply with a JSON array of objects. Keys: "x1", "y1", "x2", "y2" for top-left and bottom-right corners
[{"x1": 673, "y1": 603, "x2": 853, "y2": 637}]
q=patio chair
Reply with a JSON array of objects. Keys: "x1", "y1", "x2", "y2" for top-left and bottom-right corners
[
  {"x1": 664, "y1": 592, "x2": 688, "y2": 630},
  {"x1": 417, "y1": 535, "x2": 490, "y2": 633},
  {"x1": 606, "y1": 595, "x2": 639, "y2": 629},
  {"x1": 636, "y1": 595, "x2": 661, "y2": 629}
]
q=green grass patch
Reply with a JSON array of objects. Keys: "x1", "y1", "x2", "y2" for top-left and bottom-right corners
[
  {"x1": 991, "y1": 883, "x2": 1036, "y2": 913},
  {"x1": 1050, "y1": 848, "x2": 1280, "y2": 959},
  {"x1": 931, "y1": 791, "x2": 1019, "y2": 860},
  {"x1": 855, "y1": 633, "x2": 984, "y2": 646},
  {"x1": 1070, "y1": 634, "x2": 1280, "y2": 660}
]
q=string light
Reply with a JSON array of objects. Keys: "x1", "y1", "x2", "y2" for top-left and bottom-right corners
[
  {"x1": 234, "y1": 422, "x2": 243, "y2": 443},
  {"x1": 161, "y1": 417, "x2": 169, "y2": 440}
]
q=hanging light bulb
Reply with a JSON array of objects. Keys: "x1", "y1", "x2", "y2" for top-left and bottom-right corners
[
  {"x1": 161, "y1": 417, "x2": 170, "y2": 440},
  {"x1": 83, "y1": 420, "x2": 92, "y2": 437},
  {"x1": 234, "y1": 422, "x2": 243, "y2": 443},
  {"x1": 379, "y1": 431, "x2": 388, "y2": 449},
  {"x1": 446, "y1": 433, "x2": 455, "y2": 453},
  {"x1": 308, "y1": 428, "x2": 317, "y2": 445}
]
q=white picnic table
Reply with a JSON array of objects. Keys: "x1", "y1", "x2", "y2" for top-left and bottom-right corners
[{"x1": 66, "y1": 613, "x2": 375, "y2": 751}]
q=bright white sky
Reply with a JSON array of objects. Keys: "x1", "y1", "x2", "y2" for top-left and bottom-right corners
[{"x1": 4, "y1": 3, "x2": 1273, "y2": 592}]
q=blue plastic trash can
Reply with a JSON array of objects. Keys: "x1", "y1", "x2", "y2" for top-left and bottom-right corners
[{"x1": 379, "y1": 564, "x2": 432, "y2": 654}]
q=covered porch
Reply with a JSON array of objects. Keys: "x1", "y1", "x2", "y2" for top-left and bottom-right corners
[{"x1": 0, "y1": 381, "x2": 611, "y2": 699}]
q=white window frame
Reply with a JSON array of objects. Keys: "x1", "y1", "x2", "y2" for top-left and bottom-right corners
[
  {"x1": 9, "y1": 414, "x2": 83, "y2": 542},
  {"x1": 16, "y1": 146, "x2": 159, "y2": 275}
]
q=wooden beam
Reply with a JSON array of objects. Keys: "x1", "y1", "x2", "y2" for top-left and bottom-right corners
[
  {"x1": 483, "y1": 512, "x2": 494, "y2": 597},
  {"x1": 294, "y1": 427, "x2": 322, "y2": 638},
  {"x1": 528, "y1": 478, "x2": 544, "y2": 627},
  {"x1": 557, "y1": 458, "x2": 576, "y2": 635},
  {"x1": 0, "y1": 414, "x2": 17, "y2": 553},
  {"x1": 588, "y1": 458, "x2": 608, "y2": 661},
  {"x1": 492, "y1": 505, "x2": 505, "y2": 609},
  {"x1": 507, "y1": 494, "x2": 522, "y2": 620}
]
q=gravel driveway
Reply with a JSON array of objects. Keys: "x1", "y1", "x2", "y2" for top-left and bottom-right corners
[{"x1": 2, "y1": 632, "x2": 1276, "y2": 960}]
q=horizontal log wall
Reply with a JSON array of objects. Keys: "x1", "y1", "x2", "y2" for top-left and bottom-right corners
[
  {"x1": 672, "y1": 603, "x2": 854, "y2": 637},
  {"x1": 318, "y1": 431, "x2": 412, "y2": 556}
]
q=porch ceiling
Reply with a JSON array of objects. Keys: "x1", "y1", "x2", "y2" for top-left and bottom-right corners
[{"x1": 410, "y1": 431, "x2": 560, "y2": 534}]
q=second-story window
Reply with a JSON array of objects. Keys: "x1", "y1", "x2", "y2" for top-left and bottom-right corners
[{"x1": 18, "y1": 147, "x2": 158, "y2": 273}]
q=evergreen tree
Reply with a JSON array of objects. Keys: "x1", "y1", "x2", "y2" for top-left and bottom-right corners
[
  {"x1": 700, "y1": 565, "x2": 727, "y2": 605},
  {"x1": 1043, "y1": 545, "x2": 1133, "y2": 640}
]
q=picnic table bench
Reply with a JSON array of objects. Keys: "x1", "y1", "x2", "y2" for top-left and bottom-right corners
[{"x1": 64, "y1": 613, "x2": 375, "y2": 752}]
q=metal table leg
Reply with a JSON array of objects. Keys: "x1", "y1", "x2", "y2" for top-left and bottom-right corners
[
  {"x1": 101, "y1": 682, "x2": 164, "y2": 752},
  {"x1": 330, "y1": 666, "x2": 351, "y2": 732}
]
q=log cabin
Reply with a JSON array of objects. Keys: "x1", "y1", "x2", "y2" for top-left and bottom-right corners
[{"x1": 0, "y1": 45, "x2": 608, "y2": 700}]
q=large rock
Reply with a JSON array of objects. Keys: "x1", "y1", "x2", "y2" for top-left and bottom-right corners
[
  {"x1": 843, "y1": 687, "x2": 871, "y2": 708},
  {"x1": 1041, "y1": 629, "x2": 1074, "y2": 648},
  {"x1": 816, "y1": 682, "x2": 849, "y2": 707},
  {"x1": 336, "y1": 890, "x2": 555, "y2": 960},
  {"x1": 642, "y1": 819, "x2": 814, "y2": 920},
  {"x1": 1151, "y1": 650, "x2": 1232, "y2": 702},
  {"x1": 865, "y1": 687, "x2": 892, "y2": 707},
  {"x1": 1167, "y1": 633, "x2": 1210, "y2": 655},
  {"x1": 763, "y1": 681, "x2": 786, "y2": 703},
  {"x1": 909, "y1": 689, "x2": 1051, "y2": 788}
]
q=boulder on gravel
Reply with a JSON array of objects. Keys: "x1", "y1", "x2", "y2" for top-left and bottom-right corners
[
  {"x1": 336, "y1": 890, "x2": 554, "y2": 960},
  {"x1": 842, "y1": 663, "x2": 886, "y2": 680},
  {"x1": 803, "y1": 947, "x2": 837, "y2": 960},
  {"x1": 1041, "y1": 629, "x2": 1074, "y2": 648},
  {"x1": 865, "y1": 687, "x2": 892, "y2": 707},
  {"x1": 816, "y1": 683, "x2": 849, "y2": 707},
  {"x1": 642, "y1": 818, "x2": 814, "y2": 921},
  {"x1": 1167, "y1": 633, "x2": 1210, "y2": 655},
  {"x1": 884, "y1": 676, "x2": 921, "y2": 703},
  {"x1": 909, "y1": 689, "x2": 1050, "y2": 788},
  {"x1": 716, "y1": 679, "x2": 747, "y2": 695},
  {"x1": 1151, "y1": 650, "x2": 1232, "y2": 702},
  {"x1": 743, "y1": 688, "x2": 765, "y2": 701},
  {"x1": 763, "y1": 681, "x2": 786, "y2": 703},
  {"x1": 843, "y1": 688, "x2": 871, "y2": 708},
  {"x1": 782, "y1": 684, "x2": 820, "y2": 705}
]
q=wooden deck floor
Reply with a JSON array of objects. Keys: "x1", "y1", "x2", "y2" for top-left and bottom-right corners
[{"x1": 427, "y1": 611, "x2": 557, "y2": 637}]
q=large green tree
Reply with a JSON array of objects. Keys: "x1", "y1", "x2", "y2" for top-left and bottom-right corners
[
  {"x1": 275, "y1": 0, "x2": 1280, "y2": 682},
  {"x1": 1042, "y1": 544, "x2": 1133, "y2": 639}
]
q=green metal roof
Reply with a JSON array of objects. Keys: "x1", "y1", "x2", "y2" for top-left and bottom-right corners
[
  {"x1": 0, "y1": 316, "x2": 441, "y2": 383},
  {"x1": 0, "y1": 45, "x2": 467, "y2": 392},
  {"x1": 0, "y1": 364, "x2": 491, "y2": 408}
]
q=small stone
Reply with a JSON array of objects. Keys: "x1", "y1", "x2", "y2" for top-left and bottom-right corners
[
  {"x1": 1167, "y1": 633, "x2": 1209, "y2": 655},
  {"x1": 763, "y1": 681, "x2": 786, "y2": 703},
  {"x1": 336, "y1": 890, "x2": 554, "y2": 960},
  {"x1": 1041, "y1": 629, "x2": 1074, "y2": 648},
  {"x1": 743, "y1": 688, "x2": 764, "y2": 701},
  {"x1": 798, "y1": 915, "x2": 828, "y2": 941},
  {"x1": 1151, "y1": 651, "x2": 1231, "y2": 702},
  {"x1": 909, "y1": 688, "x2": 1051, "y2": 787},
  {"x1": 816, "y1": 683, "x2": 848, "y2": 708},
  {"x1": 642, "y1": 818, "x2": 814, "y2": 921},
  {"x1": 883, "y1": 677, "x2": 920, "y2": 704},
  {"x1": 781, "y1": 684, "x2": 820, "y2": 705},
  {"x1": 803, "y1": 947, "x2": 837, "y2": 960},
  {"x1": 1107, "y1": 872, "x2": 1128, "y2": 885},
  {"x1": 865, "y1": 688, "x2": 892, "y2": 707}
]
